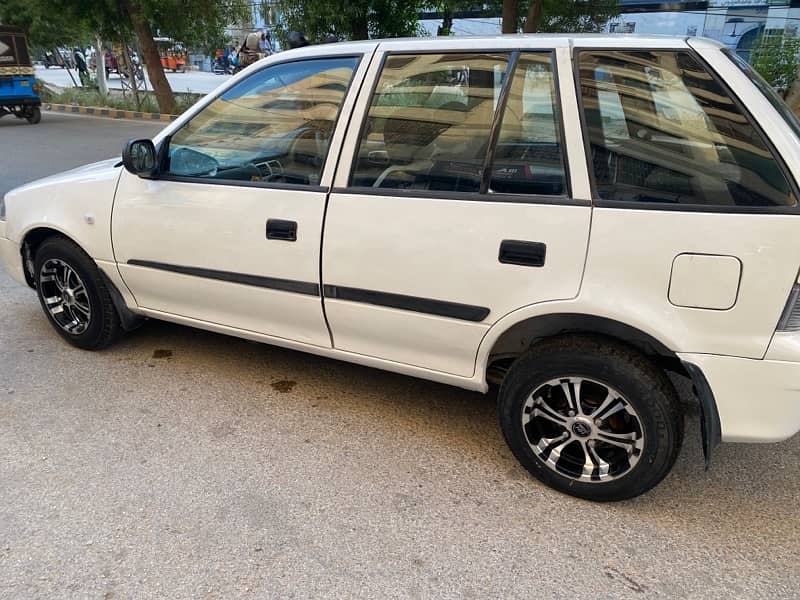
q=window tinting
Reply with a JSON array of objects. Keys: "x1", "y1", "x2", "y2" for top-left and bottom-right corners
[
  {"x1": 350, "y1": 53, "x2": 509, "y2": 192},
  {"x1": 490, "y1": 53, "x2": 566, "y2": 196},
  {"x1": 579, "y1": 50, "x2": 796, "y2": 207},
  {"x1": 165, "y1": 57, "x2": 359, "y2": 186}
]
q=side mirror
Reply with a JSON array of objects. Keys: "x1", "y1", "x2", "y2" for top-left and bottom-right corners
[{"x1": 122, "y1": 139, "x2": 158, "y2": 178}]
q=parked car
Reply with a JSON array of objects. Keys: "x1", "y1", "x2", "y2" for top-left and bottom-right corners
[{"x1": 3, "y1": 35, "x2": 800, "y2": 501}]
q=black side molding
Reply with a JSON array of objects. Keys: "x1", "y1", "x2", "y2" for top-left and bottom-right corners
[
  {"x1": 127, "y1": 260, "x2": 320, "y2": 296},
  {"x1": 499, "y1": 240, "x2": 546, "y2": 267},
  {"x1": 324, "y1": 284, "x2": 490, "y2": 322},
  {"x1": 682, "y1": 360, "x2": 722, "y2": 469},
  {"x1": 126, "y1": 260, "x2": 489, "y2": 322}
]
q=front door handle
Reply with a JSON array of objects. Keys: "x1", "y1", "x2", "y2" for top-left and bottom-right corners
[
  {"x1": 499, "y1": 240, "x2": 546, "y2": 267},
  {"x1": 266, "y1": 219, "x2": 297, "y2": 241}
]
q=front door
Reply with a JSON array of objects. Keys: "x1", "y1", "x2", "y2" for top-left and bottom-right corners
[
  {"x1": 322, "y1": 42, "x2": 592, "y2": 376},
  {"x1": 112, "y1": 52, "x2": 367, "y2": 347}
]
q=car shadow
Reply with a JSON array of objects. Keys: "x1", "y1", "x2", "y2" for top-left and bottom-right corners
[{"x1": 111, "y1": 317, "x2": 800, "y2": 514}]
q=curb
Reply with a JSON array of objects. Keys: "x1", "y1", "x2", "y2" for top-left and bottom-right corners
[{"x1": 45, "y1": 103, "x2": 178, "y2": 122}]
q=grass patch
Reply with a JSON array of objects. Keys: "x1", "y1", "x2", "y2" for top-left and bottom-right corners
[{"x1": 39, "y1": 84, "x2": 203, "y2": 115}]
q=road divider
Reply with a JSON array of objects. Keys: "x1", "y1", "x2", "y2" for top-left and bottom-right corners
[{"x1": 45, "y1": 103, "x2": 178, "y2": 122}]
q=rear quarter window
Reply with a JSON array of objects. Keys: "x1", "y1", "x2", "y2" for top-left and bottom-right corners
[{"x1": 578, "y1": 49, "x2": 797, "y2": 208}]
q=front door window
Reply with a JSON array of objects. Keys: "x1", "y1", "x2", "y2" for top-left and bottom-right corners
[{"x1": 165, "y1": 56, "x2": 360, "y2": 186}]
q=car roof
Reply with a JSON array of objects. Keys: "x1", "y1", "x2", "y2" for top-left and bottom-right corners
[{"x1": 279, "y1": 34, "x2": 721, "y2": 59}]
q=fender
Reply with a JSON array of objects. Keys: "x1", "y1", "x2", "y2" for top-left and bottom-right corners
[{"x1": 474, "y1": 301, "x2": 683, "y2": 379}]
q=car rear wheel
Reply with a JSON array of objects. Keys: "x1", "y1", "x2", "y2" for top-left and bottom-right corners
[
  {"x1": 498, "y1": 335, "x2": 683, "y2": 502},
  {"x1": 34, "y1": 236, "x2": 121, "y2": 350}
]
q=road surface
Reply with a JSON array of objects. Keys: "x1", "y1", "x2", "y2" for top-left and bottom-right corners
[{"x1": 1, "y1": 112, "x2": 799, "y2": 599}]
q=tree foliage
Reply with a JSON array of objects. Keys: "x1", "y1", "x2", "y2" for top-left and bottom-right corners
[
  {"x1": 276, "y1": 0, "x2": 426, "y2": 42},
  {"x1": 0, "y1": 0, "x2": 91, "y2": 47},
  {"x1": 752, "y1": 31, "x2": 800, "y2": 94},
  {"x1": 1, "y1": 0, "x2": 248, "y2": 115},
  {"x1": 500, "y1": 0, "x2": 619, "y2": 34}
]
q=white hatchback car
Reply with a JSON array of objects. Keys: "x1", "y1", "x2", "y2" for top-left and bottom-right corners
[{"x1": 3, "y1": 35, "x2": 800, "y2": 501}]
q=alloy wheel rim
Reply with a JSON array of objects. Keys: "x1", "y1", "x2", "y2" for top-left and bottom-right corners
[
  {"x1": 521, "y1": 377, "x2": 644, "y2": 483},
  {"x1": 38, "y1": 258, "x2": 92, "y2": 335}
]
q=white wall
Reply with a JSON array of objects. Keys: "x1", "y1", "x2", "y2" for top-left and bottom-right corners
[{"x1": 603, "y1": 11, "x2": 707, "y2": 36}]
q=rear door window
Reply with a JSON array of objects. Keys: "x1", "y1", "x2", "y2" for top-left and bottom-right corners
[
  {"x1": 489, "y1": 52, "x2": 566, "y2": 196},
  {"x1": 578, "y1": 50, "x2": 796, "y2": 208},
  {"x1": 350, "y1": 53, "x2": 510, "y2": 192}
]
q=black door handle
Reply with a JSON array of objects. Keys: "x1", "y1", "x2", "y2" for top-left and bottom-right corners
[
  {"x1": 266, "y1": 219, "x2": 297, "y2": 241},
  {"x1": 499, "y1": 240, "x2": 546, "y2": 267}
]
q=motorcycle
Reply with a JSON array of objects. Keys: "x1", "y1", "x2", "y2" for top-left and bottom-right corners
[{"x1": 212, "y1": 57, "x2": 233, "y2": 75}]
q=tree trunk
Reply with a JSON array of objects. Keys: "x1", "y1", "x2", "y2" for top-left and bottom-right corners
[
  {"x1": 122, "y1": 0, "x2": 176, "y2": 115},
  {"x1": 502, "y1": 0, "x2": 519, "y2": 34},
  {"x1": 438, "y1": 4, "x2": 454, "y2": 36},
  {"x1": 351, "y1": 13, "x2": 370, "y2": 40},
  {"x1": 95, "y1": 37, "x2": 108, "y2": 97},
  {"x1": 786, "y1": 66, "x2": 800, "y2": 115},
  {"x1": 523, "y1": 0, "x2": 544, "y2": 33}
]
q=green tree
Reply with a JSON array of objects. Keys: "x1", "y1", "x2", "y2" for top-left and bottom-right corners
[
  {"x1": 2, "y1": 0, "x2": 248, "y2": 115},
  {"x1": 752, "y1": 31, "x2": 800, "y2": 94},
  {"x1": 276, "y1": 0, "x2": 425, "y2": 42},
  {"x1": 501, "y1": 0, "x2": 618, "y2": 34},
  {"x1": 0, "y1": 0, "x2": 90, "y2": 49}
]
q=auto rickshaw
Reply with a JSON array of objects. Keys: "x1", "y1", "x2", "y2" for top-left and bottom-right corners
[
  {"x1": 0, "y1": 26, "x2": 41, "y2": 124},
  {"x1": 154, "y1": 37, "x2": 186, "y2": 72}
]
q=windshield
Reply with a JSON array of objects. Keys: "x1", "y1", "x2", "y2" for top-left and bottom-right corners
[{"x1": 723, "y1": 48, "x2": 800, "y2": 142}]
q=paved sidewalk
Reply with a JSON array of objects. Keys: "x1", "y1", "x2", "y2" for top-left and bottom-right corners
[{"x1": 36, "y1": 65, "x2": 228, "y2": 95}]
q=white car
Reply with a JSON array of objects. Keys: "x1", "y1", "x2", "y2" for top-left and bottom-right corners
[{"x1": 3, "y1": 35, "x2": 800, "y2": 501}]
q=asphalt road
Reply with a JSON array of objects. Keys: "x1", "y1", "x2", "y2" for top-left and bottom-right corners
[{"x1": 1, "y1": 113, "x2": 799, "y2": 599}]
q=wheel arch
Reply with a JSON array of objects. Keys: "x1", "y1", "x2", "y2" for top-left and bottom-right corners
[
  {"x1": 482, "y1": 312, "x2": 684, "y2": 385},
  {"x1": 480, "y1": 311, "x2": 722, "y2": 466},
  {"x1": 20, "y1": 226, "x2": 80, "y2": 287}
]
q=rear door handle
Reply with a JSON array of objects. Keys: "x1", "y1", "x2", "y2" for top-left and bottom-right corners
[
  {"x1": 266, "y1": 219, "x2": 297, "y2": 241},
  {"x1": 499, "y1": 240, "x2": 546, "y2": 267}
]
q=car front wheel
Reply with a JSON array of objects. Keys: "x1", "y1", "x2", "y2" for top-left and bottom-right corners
[
  {"x1": 498, "y1": 335, "x2": 683, "y2": 502},
  {"x1": 34, "y1": 236, "x2": 122, "y2": 350}
]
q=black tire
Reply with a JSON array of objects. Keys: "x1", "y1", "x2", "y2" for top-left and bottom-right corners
[
  {"x1": 26, "y1": 107, "x2": 41, "y2": 124},
  {"x1": 498, "y1": 335, "x2": 683, "y2": 502},
  {"x1": 34, "y1": 236, "x2": 122, "y2": 350}
]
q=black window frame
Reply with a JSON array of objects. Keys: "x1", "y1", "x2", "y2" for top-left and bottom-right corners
[
  {"x1": 155, "y1": 54, "x2": 365, "y2": 193},
  {"x1": 573, "y1": 46, "x2": 800, "y2": 214},
  {"x1": 340, "y1": 48, "x2": 580, "y2": 206}
]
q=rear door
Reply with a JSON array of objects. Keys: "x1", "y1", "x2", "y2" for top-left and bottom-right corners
[{"x1": 321, "y1": 40, "x2": 592, "y2": 377}]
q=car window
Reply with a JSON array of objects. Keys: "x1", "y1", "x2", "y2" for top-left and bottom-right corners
[
  {"x1": 165, "y1": 56, "x2": 359, "y2": 186},
  {"x1": 579, "y1": 50, "x2": 796, "y2": 208},
  {"x1": 489, "y1": 53, "x2": 566, "y2": 196},
  {"x1": 350, "y1": 53, "x2": 509, "y2": 192}
]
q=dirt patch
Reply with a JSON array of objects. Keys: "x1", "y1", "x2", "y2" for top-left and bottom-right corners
[{"x1": 270, "y1": 380, "x2": 297, "y2": 393}]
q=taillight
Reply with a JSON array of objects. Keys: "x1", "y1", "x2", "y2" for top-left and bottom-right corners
[{"x1": 777, "y1": 284, "x2": 800, "y2": 331}]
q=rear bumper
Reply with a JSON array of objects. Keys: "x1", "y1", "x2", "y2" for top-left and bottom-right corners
[
  {"x1": 0, "y1": 96, "x2": 41, "y2": 107},
  {"x1": 0, "y1": 235, "x2": 25, "y2": 285},
  {"x1": 679, "y1": 352, "x2": 800, "y2": 443}
]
